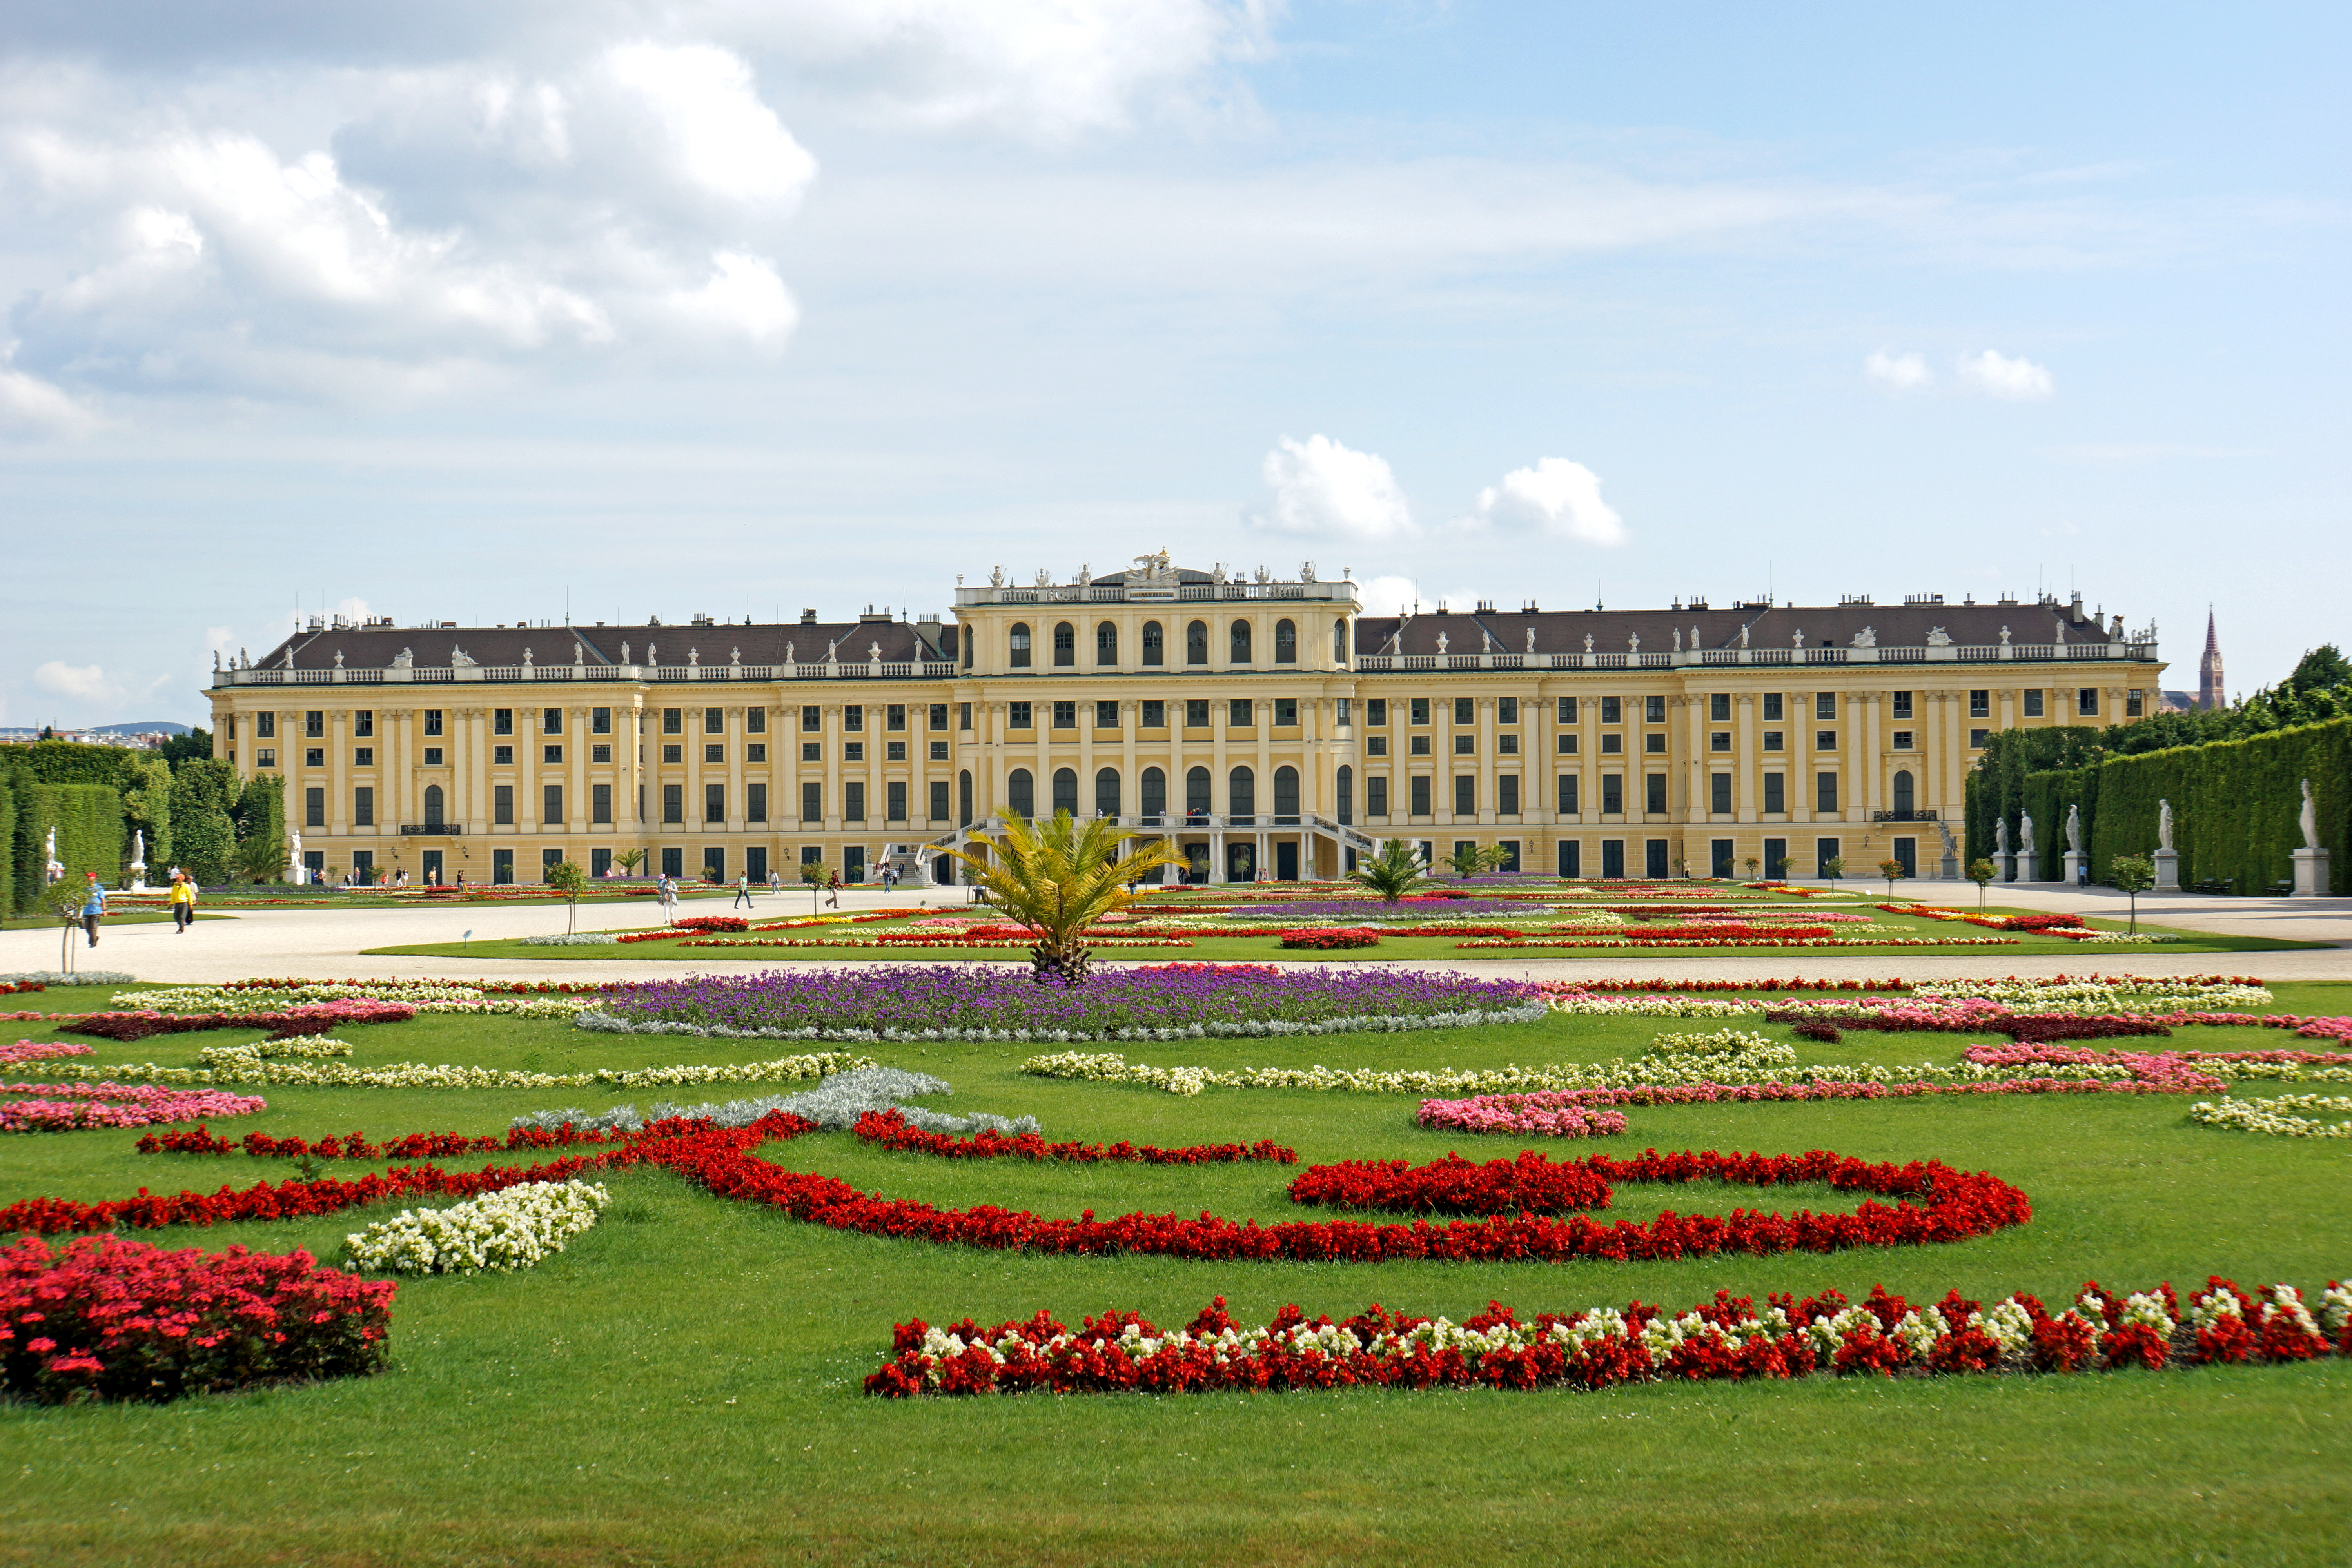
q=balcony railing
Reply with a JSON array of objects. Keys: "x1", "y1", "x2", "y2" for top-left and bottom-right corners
[
  {"x1": 398, "y1": 823, "x2": 463, "y2": 835},
  {"x1": 1869, "y1": 809, "x2": 1939, "y2": 823}
]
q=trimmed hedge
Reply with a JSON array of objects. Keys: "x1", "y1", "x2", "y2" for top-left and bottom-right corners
[
  {"x1": 25, "y1": 784, "x2": 127, "y2": 896},
  {"x1": 1971, "y1": 716, "x2": 2347, "y2": 894}
]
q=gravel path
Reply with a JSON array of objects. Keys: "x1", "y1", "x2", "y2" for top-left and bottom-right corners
[{"x1": 4, "y1": 880, "x2": 2343, "y2": 987}]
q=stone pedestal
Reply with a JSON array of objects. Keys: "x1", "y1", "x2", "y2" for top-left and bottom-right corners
[
  {"x1": 2152, "y1": 849, "x2": 2180, "y2": 891},
  {"x1": 2292, "y1": 848, "x2": 2332, "y2": 898},
  {"x1": 1940, "y1": 853, "x2": 1960, "y2": 880},
  {"x1": 2000, "y1": 853, "x2": 2017, "y2": 883},
  {"x1": 2063, "y1": 850, "x2": 2087, "y2": 886}
]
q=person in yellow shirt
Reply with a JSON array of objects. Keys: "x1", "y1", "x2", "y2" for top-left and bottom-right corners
[{"x1": 170, "y1": 870, "x2": 197, "y2": 933}]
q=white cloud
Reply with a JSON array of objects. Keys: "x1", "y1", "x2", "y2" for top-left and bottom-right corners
[
  {"x1": 1958, "y1": 349, "x2": 2054, "y2": 400},
  {"x1": 669, "y1": 251, "x2": 800, "y2": 345},
  {"x1": 1245, "y1": 434, "x2": 1416, "y2": 541},
  {"x1": 601, "y1": 42, "x2": 818, "y2": 206},
  {"x1": 1466, "y1": 457, "x2": 1626, "y2": 546},
  {"x1": 33, "y1": 661, "x2": 123, "y2": 704},
  {"x1": 1865, "y1": 350, "x2": 1933, "y2": 392},
  {"x1": 1354, "y1": 574, "x2": 1420, "y2": 617},
  {"x1": 0, "y1": 357, "x2": 100, "y2": 436}
]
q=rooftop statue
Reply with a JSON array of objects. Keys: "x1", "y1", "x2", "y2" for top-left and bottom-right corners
[
  {"x1": 1926, "y1": 626, "x2": 1952, "y2": 646},
  {"x1": 1852, "y1": 626, "x2": 1877, "y2": 648}
]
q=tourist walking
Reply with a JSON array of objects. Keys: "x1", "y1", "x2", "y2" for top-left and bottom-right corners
[
  {"x1": 768, "y1": 866, "x2": 782, "y2": 897},
  {"x1": 733, "y1": 872, "x2": 754, "y2": 909},
  {"x1": 170, "y1": 871, "x2": 196, "y2": 933},
  {"x1": 80, "y1": 872, "x2": 106, "y2": 947},
  {"x1": 825, "y1": 869, "x2": 841, "y2": 909},
  {"x1": 658, "y1": 874, "x2": 678, "y2": 924}
]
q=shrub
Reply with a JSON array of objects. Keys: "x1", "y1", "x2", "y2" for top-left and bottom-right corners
[
  {"x1": 1791, "y1": 1019, "x2": 1844, "y2": 1044},
  {"x1": 1279, "y1": 927, "x2": 1381, "y2": 950},
  {"x1": 672, "y1": 915, "x2": 751, "y2": 934},
  {"x1": 0, "y1": 1235, "x2": 393, "y2": 1403}
]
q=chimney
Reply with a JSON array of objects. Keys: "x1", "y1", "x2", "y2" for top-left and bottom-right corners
[
  {"x1": 800, "y1": 609, "x2": 818, "y2": 625},
  {"x1": 2070, "y1": 590, "x2": 2084, "y2": 620}
]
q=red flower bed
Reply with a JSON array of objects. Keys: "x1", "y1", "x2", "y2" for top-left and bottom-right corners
[
  {"x1": 862, "y1": 1273, "x2": 2345, "y2": 1397},
  {"x1": 16, "y1": 1118, "x2": 2029, "y2": 1267},
  {"x1": 0, "y1": 982, "x2": 46, "y2": 996},
  {"x1": 1545, "y1": 977, "x2": 1918, "y2": 993},
  {"x1": 1279, "y1": 928, "x2": 1381, "y2": 950},
  {"x1": 852, "y1": 1111, "x2": 1294, "y2": 1166},
  {"x1": 1288, "y1": 1150, "x2": 1614, "y2": 1214},
  {"x1": 1999, "y1": 913, "x2": 2089, "y2": 933},
  {"x1": 64, "y1": 1000, "x2": 417, "y2": 1042},
  {"x1": 1762, "y1": 1008, "x2": 2174, "y2": 1044},
  {"x1": 0, "y1": 1234, "x2": 394, "y2": 1404},
  {"x1": 135, "y1": 1122, "x2": 632, "y2": 1162},
  {"x1": 214, "y1": 977, "x2": 631, "y2": 996}
]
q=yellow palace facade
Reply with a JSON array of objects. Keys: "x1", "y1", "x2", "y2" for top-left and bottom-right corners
[{"x1": 205, "y1": 554, "x2": 2165, "y2": 887}]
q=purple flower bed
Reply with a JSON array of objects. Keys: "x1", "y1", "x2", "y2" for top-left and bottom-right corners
[
  {"x1": 1227, "y1": 898, "x2": 1535, "y2": 921},
  {"x1": 592, "y1": 965, "x2": 1541, "y2": 1038}
]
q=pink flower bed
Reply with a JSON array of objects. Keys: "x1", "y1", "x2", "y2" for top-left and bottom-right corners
[
  {"x1": 1, "y1": 1083, "x2": 267, "y2": 1134},
  {"x1": 0, "y1": 1041, "x2": 96, "y2": 1067},
  {"x1": 1414, "y1": 1098, "x2": 1629, "y2": 1137}
]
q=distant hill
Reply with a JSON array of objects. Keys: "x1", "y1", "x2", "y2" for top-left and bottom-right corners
[{"x1": 91, "y1": 721, "x2": 192, "y2": 735}]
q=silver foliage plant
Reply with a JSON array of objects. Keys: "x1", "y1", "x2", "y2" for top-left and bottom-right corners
[
  {"x1": 2, "y1": 970, "x2": 138, "y2": 986},
  {"x1": 510, "y1": 1066, "x2": 1040, "y2": 1138},
  {"x1": 572, "y1": 1004, "x2": 1548, "y2": 1045},
  {"x1": 519, "y1": 933, "x2": 619, "y2": 946}
]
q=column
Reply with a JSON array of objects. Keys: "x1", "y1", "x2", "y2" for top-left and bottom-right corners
[
  {"x1": 1860, "y1": 690, "x2": 1882, "y2": 820},
  {"x1": 1477, "y1": 696, "x2": 1497, "y2": 826},
  {"x1": 328, "y1": 708, "x2": 348, "y2": 841},
  {"x1": 465, "y1": 707, "x2": 489, "y2": 837},
  {"x1": 1737, "y1": 694, "x2": 1758, "y2": 824},
  {"x1": 572, "y1": 704, "x2": 592, "y2": 860}
]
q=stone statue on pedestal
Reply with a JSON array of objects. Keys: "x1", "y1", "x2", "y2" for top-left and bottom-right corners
[
  {"x1": 2158, "y1": 799, "x2": 2174, "y2": 850},
  {"x1": 44, "y1": 827, "x2": 62, "y2": 882},
  {"x1": 2065, "y1": 804, "x2": 2082, "y2": 853},
  {"x1": 2301, "y1": 778, "x2": 2319, "y2": 849},
  {"x1": 1994, "y1": 818, "x2": 2009, "y2": 859},
  {"x1": 2018, "y1": 813, "x2": 2036, "y2": 859}
]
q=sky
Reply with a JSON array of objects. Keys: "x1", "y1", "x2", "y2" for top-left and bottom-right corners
[{"x1": 2, "y1": 0, "x2": 2345, "y2": 728}]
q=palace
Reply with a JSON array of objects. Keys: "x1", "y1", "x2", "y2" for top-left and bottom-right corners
[{"x1": 204, "y1": 554, "x2": 2166, "y2": 886}]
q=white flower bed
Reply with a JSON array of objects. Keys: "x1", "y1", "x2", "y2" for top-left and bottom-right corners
[
  {"x1": 195, "y1": 1038, "x2": 354, "y2": 1067},
  {"x1": 520, "y1": 933, "x2": 620, "y2": 946},
  {"x1": 2188, "y1": 1094, "x2": 2352, "y2": 1139},
  {"x1": 2, "y1": 971, "x2": 138, "y2": 987},
  {"x1": 572, "y1": 1003, "x2": 1548, "y2": 1045},
  {"x1": 121, "y1": 982, "x2": 595, "y2": 1018},
  {"x1": 42, "y1": 1049, "x2": 871, "y2": 1091},
  {"x1": 511, "y1": 1067, "x2": 1042, "y2": 1137},
  {"x1": 345, "y1": 1181, "x2": 610, "y2": 1275}
]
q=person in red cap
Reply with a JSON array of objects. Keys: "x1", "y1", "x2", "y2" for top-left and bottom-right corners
[{"x1": 80, "y1": 872, "x2": 107, "y2": 947}]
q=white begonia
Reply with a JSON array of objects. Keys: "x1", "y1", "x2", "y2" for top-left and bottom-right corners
[
  {"x1": 2119, "y1": 1292, "x2": 2176, "y2": 1338},
  {"x1": 1970, "y1": 1299, "x2": 2037, "y2": 1356},
  {"x1": 344, "y1": 1181, "x2": 609, "y2": 1276},
  {"x1": 2189, "y1": 1094, "x2": 2352, "y2": 1139},
  {"x1": 2259, "y1": 1284, "x2": 2324, "y2": 1344},
  {"x1": 2188, "y1": 1284, "x2": 2246, "y2": 1335},
  {"x1": 2314, "y1": 1283, "x2": 2352, "y2": 1341},
  {"x1": 50, "y1": 1048, "x2": 871, "y2": 1091}
]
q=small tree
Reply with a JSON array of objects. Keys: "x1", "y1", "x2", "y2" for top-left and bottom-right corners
[
  {"x1": 545, "y1": 859, "x2": 587, "y2": 934},
  {"x1": 1967, "y1": 858, "x2": 1999, "y2": 911},
  {"x1": 1743, "y1": 857, "x2": 1761, "y2": 881},
  {"x1": 946, "y1": 811, "x2": 1183, "y2": 984},
  {"x1": 799, "y1": 858, "x2": 828, "y2": 913},
  {"x1": 1440, "y1": 844, "x2": 1485, "y2": 881},
  {"x1": 1352, "y1": 839, "x2": 1429, "y2": 904},
  {"x1": 613, "y1": 848, "x2": 647, "y2": 879},
  {"x1": 231, "y1": 826, "x2": 283, "y2": 885},
  {"x1": 1820, "y1": 856, "x2": 1845, "y2": 884},
  {"x1": 2109, "y1": 853, "x2": 2157, "y2": 935},
  {"x1": 1878, "y1": 858, "x2": 1908, "y2": 898}
]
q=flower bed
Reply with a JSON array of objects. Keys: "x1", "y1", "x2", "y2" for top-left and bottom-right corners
[
  {"x1": 343, "y1": 1181, "x2": 610, "y2": 1275},
  {"x1": 36, "y1": 1046, "x2": 870, "y2": 1093},
  {"x1": 138, "y1": 1122, "x2": 630, "y2": 1161},
  {"x1": 0, "y1": 1041, "x2": 94, "y2": 1066},
  {"x1": 579, "y1": 966, "x2": 1543, "y2": 1043},
  {"x1": 2187, "y1": 1094, "x2": 2352, "y2": 1138},
  {"x1": 0, "y1": 1235, "x2": 394, "y2": 1404},
  {"x1": 863, "y1": 1275, "x2": 2348, "y2": 1397},
  {"x1": 1279, "y1": 928, "x2": 1380, "y2": 950},
  {"x1": 65, "y1": 1000, "x2": 417, "y2": 1042},
  {"x1": 852, "y1": 1109, "x2": 1294, "y2": 1166},
  {"x1": 0, "y1": 971, "x2": 136, "y2": 988},
  {"x1": 1, "y1": 1083, "x2": 267, "y2": 1133},
  {"x1": 1459, "y1": 935, "x2": 2023, "y2": 950},
  {"x1": 1412, "y1": 1097, "x2": 1630, "y2": 1138}
]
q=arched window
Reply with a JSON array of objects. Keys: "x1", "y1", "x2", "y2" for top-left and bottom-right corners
[
  {"x1": 1229, "y1": 765, "x2": 1256, "y2": 820},
  {"x1": 960, "y1": 628, "x2": 973, "y2": 668},
  {"x1": 1141, "y1": 621, "x2": 1164, "y2": 666},
  {"x1": 1141, "y1": 766, "x2": 1167, "y2": 820},
  {"x1": 1230, "y1": 619, "x2": 1252, "y2": 663},
  {"x1": 958, "y1": 770, "x2": 974, "y2": 826},
  {"x1": 1052, "y1": 767, "x2": 1079, "y2": 815},
  {"x1": 1274, "y1": 619, "x2": 1297, "y2": 664},
  {"x1": 1333, "y1": 617, "x2": 1349, "y2": 666},
  {"x1": 1096, "y1": 621, "x2": 1118, "y2": 666},
  {"x1": 1052, "y1": 622, "x2": 1075, "y2": 668},
  {"x1": 1185, "y1": 766, "x2": 1212, "y2": 818},
  {"x1": 1893, "y1": 769, "x2": 1915, "y2": 815},
  {"x1": 1335, "y1": 765, "x2": 1354, "y2": 824},
  {"x1": 1273, "y1": 764, "x2": 1300, "y2": 820},
  {"x1": 1095, "y1": 767, "x2": 1121, "y2": 817},
  {"x1": 1186, "y1": 621, "x2": 1208, "y2": 665},
  {"x1": 1007, "y1": 768, "x2": 1034, "y2": 818},
  {"x1": 423, "y1": 784, "x2": 445, "y2": 828},
  {"x1": 1008, "y1": 624, "x2": 1031, "y2": 669}
]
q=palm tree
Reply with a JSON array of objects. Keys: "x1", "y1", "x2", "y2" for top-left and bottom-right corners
[
  {"x1": 1351, "y1": 838, "x2": 1428, "y2": 904},
  {"x1": 946, "y1": 812, "x2": 1185, "y2": 984}
]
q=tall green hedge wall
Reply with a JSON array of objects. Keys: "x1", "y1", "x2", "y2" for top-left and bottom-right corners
[
  {"x1": 20, "y1": 784, "x2": 127, "y2": 900},
  {"x1": 1967, "y1": 715, "x2": 2348, "y2": 893}
]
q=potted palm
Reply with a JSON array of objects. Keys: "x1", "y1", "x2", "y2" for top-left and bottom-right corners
[{"x1": 946, "y1": 812, "x2": 1184, "y2": 984}]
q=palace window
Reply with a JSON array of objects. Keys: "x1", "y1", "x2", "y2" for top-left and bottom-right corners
[
  {"x1": 1367, "y1": 776, "x2": 1388, "y2": 817},
  {"x1": 929, "y1": 741, "x2": 947, "y2": 760},
  {"x1": 886, "y1": 741, "x2": 906, "y2": 761},
  {"x1": 1892, "y1": 691, "x2": 1913, "y2": 719},
  {"x1": 1274, "y1": 697, "x2": 1297, "y2": 727},
  {"x1": 887, "y1": 782, "x2": 908, "y2": 822},
  {"x1": 1601, "y1": 697, "x2": 1621, "y2": 725},
  {"x1": 844, "y1": 783, "x2": 865, "y2": 822},
  {"x1": 1009, "y1": 702, "x2": 1032, "y2": 729},
  {"x1": 1053, "y1": 701, "x2": 1077, "y2": 730},
  {"x1": 2078, "y1": 688, "x2": 2100, "y2": 717},
  {"x1": 1096, "y1": 622, "x2": 1118, "y2": 666},
  {"x1": 704, "y1": 744, "x2": 723, "y2": 763},
  {"x1": 353, "y1": 710, "x2": 374, "y2": 737},
  {"x1": 305, "y1": 748, "x2": 324, "y2": 768},
  {"x1": 1454, "y1": 735, "x2": 1474, "y2": 755},
  {"x1": 548, "y1": 708, "x2": 566, "y2": 735},
  {"x1": 1052, "y1": 768, "x2": 1079, "y2": 815},
  {"x1": 1095, "y1": 768, "x2": 1121, "y2": 817},
  {"x1": 546, "y1": 784, "x2": 565, "y2": 824},
  {"x1": 1009, "y1": 623, "x2": 1032, "y2": 668},
  {"x1": 1710, "y1": 733, "x2": 1730, "y2": 752},
  {"x1": 1053, "y1": 622, "x2": 1075, "y2": 667},
  {"x1": 1710, "y1": 693, "x2": 1730, "y2": 722},
  {"x1": 1892, "y1": 731, "x2": 1914, "y2": 750},
  {"x1": 422, "y1": 748, "x2": 442, "y2": 766},
  {"x1": 1764, "y1": 773, "x2": 1785, "y2": 813},
  {"x1": 1498, "y1": 774, "x2": 1519, "y2": 815},
  {"x1": 493, "y1": 709, "x2": 513, "y2": 736},
  {"x1": 802, "y1": 705, "x2": 821, "y2": 731},
  {"x1": 1186, "y1": 621, "x2": 1208, "y2": 665},
  {"x1": 929, "y1": 704, "x2": 949, "y2": 730},
  {"x1": 1274, "y1": 619, "x2": 1296, "y2": 664},
  {"x1": 1410, "y1": 735, "x2": 1431, "y2": 756},
  {"x1": 1645, "y1": 774, "x2": 1668, "y2": 814},
  {"x1": 886, "y1": 704, "x2": 906, "y2": 731},
  {"x1": 662, "y1": 784, "x2": 682, "y2": 824},
  {"x1": 306, "y1": 710, "x2": 325, "y2": 737},
  {"x1": 1229, "y1": 698, "x2": 1252, "y2": 728},
  {"x1": 1409, "y1": 776, "x2": 1430, "y2": 816},
  {"x1": 1762, "y1": 693, "x2": 1783, "y2": 721},
  {"x1": 2024, "y1": 690, "x2": 2044, "y2": 717},
  {"x1": 1601, "y1": 734, "x2": 1622, "y2": 755},
  {"x1": 495, "y1": 785, "x2": 516, "y2": 825},
  {"x1": 1557, "y1": 696, "x2": 1578, "y2": 723},
  {"x1": 1368, "y1": 698, "x2": 1388, "y2": 726},
  {"x1": 1368, "y1": 736, "x2": 1388, "y2": 755},
  {"x1": 1410, "y1": 698, "x2": 1430, "y2": 725},
  {"x1": 1333, "y1": 618, "x2": 1349, "y2": 664},
  {"x1": 745, "y1": 744, "x2": 763, "y2": 763},
  {"x1": 1230, "y1": 619, "x2": 1252, "y2": 663},
  {"x1": 1185, "y1": 698, "x2": 1209, "y2": 728},
  {"x1": 494, "y1": 746, "x2": 514, "y2": 765},
  {"x1": 1498, "y1": 697, "x2": 1518, "y2": 725},
  {"x1": 1763, "y1": 731, "x2": 1782, "y2": 751},
  {"x1": 843, "y1": 742, "x2": 864, "y2": 762},
  {"x1": 1142, "y1": 621, "x2": 1164, "y2": 666},
  {"x1": 1711, "y1": 773, "x2": 1732, "y2": 814},
  {"x1": 304, "y1": 787, "x2": 326, "y2": 827},
  {"x1": 1558, "y1": 774, "x2": 1579, "y2": 814},
  {"x1": 1971, "y1": 729, "x2": 1989, "y2": 747},
  {"x1": 1498, "y1": 734, "x2": 1518, "y2": 755},
  {"x1": 1556, "y1": 734, "x2": 1577, "y2": 754},
  {"x1": 662, "y1": 708, "x2": 682, "y2": 734},
  {"x1": 1141, "y1": 699, "x2": 1165, "y2": 729},
  {"x1": 593, "y1": 707, "x2": 613, "y2": 734},
  {"x1": 1601, "y1": 775, "x2": 1623, "y2": 814},
  {"x1": 1644, "y1": 733, "x2": 1665, "y2": 753},
  {"x1": 1970, "y1": 690, "x2": 1990, "y2": 717},
  {"x1": 1094, "y1": 700, "x2": 1118, "y2": 729},
  {"x1": 1454, "y1": 697, "x2": 1474, "y2": 724},
  {"x1": 352, "y1": 787, "x2": 373, "y2": 826},
  {"x1": 662, "y1": 745, "x2": 681, "y2": 764},
  {"x1": 843, "y1": 705, "x2": 863, "y2": 732},
  {"x1": 546, "y1": 745, "x2": 564, "y2": 764},
  {"x1": 1645, "y1": 696, "x2": 1666, "y2": 724},
  {"x1": 593, "y1": 784, "x2": 613, "y2": 824},
  {"x1": 1817, "y1": 773, "x2": 1838, "y2": 812},
  {"x1": 1007, "y1": 769, "x2": 1035, "y2": 818},
  {"x1": 423, "y1": 710, "x2": 441, "y2": 736},
  {"x1": 802, "y1": 782, "x2": 823, "y2": 822},
  {"x1": 1816, "y1": 693, "x2": 1837, "y2": 720},
  {"x1": 354, "y1": 747, "x2": 374, "y2": 766}
]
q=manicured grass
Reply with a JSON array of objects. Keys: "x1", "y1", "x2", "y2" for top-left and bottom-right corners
[
  {"x1": 3, "y1": 982, "x2": 2348, "y2": 1565},
  {"x1": 0, "y1": 911, "x2": 231, "y2": 931}
]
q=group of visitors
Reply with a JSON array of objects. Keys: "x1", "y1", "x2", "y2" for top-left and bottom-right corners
[{"x1": 73, "y1": 868, "x2": 202, "y2": 947}]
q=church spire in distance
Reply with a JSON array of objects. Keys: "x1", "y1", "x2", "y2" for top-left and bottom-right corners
[{"x1": 2197, "y1": 608, "x2": 2225, "y2": 710}]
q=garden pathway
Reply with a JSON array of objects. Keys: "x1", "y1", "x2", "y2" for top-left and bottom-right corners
[{"x1": 2, "y1": 878, "x2": 2346, "y2": 987}]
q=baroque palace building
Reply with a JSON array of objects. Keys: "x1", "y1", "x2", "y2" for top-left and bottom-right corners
[{"x1": 204, "y1": 554, "x2": 2165, "y2": 887}]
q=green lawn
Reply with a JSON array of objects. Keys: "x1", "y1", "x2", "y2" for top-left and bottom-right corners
[
  {"x1": 364, "y1": 898, "x2": 2319, "y2": 963},
  {"x1": 0, "y1": 911, "x2": 232, "y2": 932},
  {"x1": 3, "y1": 983, "x2": 2348, "y2": 1565}
]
